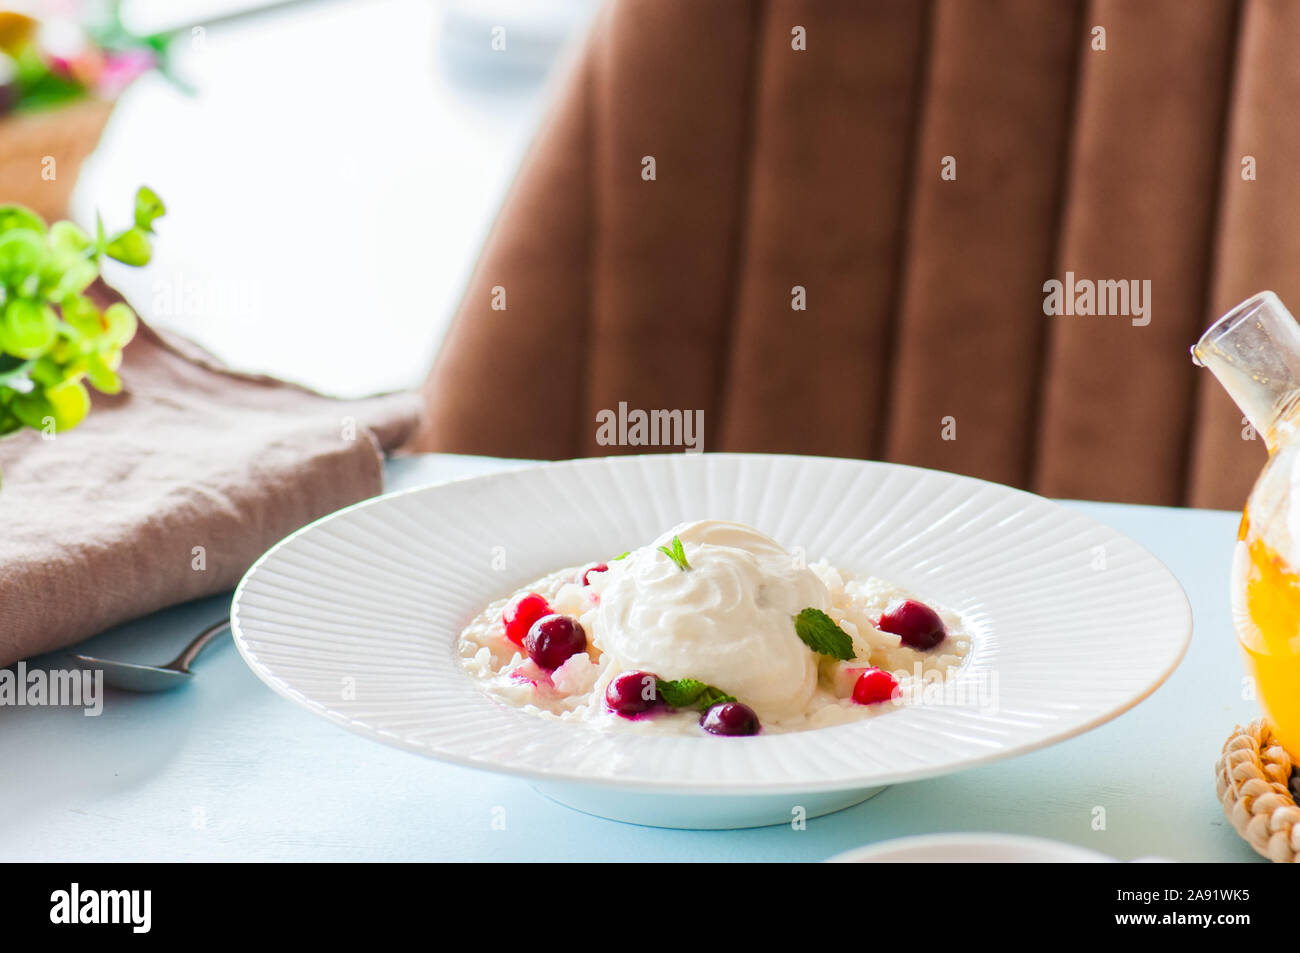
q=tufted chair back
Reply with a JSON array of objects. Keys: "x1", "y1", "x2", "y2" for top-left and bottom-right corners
[{"x1": 410, "y1": 0, "x2": 1300, "y2": 509}]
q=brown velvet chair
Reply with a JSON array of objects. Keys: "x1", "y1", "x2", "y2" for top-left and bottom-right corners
[{"x1": 409, "y1": 0, "x2": 1300, "y2": 510}]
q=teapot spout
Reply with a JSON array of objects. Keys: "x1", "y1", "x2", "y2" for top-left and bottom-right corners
[{"x1": 1193, "y1": 291, "x2": 1300, "y2": 452}]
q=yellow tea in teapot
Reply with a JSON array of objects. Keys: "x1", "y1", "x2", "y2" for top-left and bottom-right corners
[
  {"x1": 1234, "y1": 523, "x2": 1300, "y2": 759},
  {"x1": 1196, "y1": 291, "x2": 1300, "y2": 761}
]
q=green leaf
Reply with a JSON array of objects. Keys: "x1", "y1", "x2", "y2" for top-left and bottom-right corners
[
  {"x1": 654, "y1": 677, "x2": 736, "y2": 712},
  {"x1": 48, "y1": 221, "x2": 91, "y2": 255},
  {"x1": 0, "y1": 353, "x2": 30, "y2": 385},
  {"x1": 610, "y1": 551, "x2": 630, "y2": 561},
  {"x1": 12, "y1": 379, "x2": 89, "y2": 432},
  {"x1": 44, "y1": 379, "x2": 89, "y2": 430},
  {"x1": 102, "y1": 302, "x2": 138, "y2": 348},
  {"x1": 43, "y1": 221, "x2": 97, "y2": 297},
  {"x1": 50, "y1": 379, "x2": 90, "y2": 428},
  {"x1": 133, "y1": 186, "x2": 165, "y2": 232},
  {"x1": 10, "y1": 391, "x2": 50, "y2": 430},
  {"x1": 0, "y1": 204, "x2": 46, "y2": 235},
  {"x1": 29, "y1": 356, "x2": 72, "y2": 387},
  {"x1": 104, "y1": 226, "x2": 152, "y2": 266},
  {"x1": 12, "y1": 70, "x2": 86, "y2": 113},
  {"x1": 60, "y1": 294, "x2": 106, "y2": 341},
  {"x1": 83, "y1": 352, "x2": 122, "y2": 394},
  {"x1": 0, "y1": 228, "x2": 45, "y2": 289},
  {"x1": 656, "y1": 535, "x2": 690, "y2": 572},
  {"x1": 42, "y1": 252, "x2": 98, "y2": 300},
  {"x1": 793, "y1": 608, "x2": 855, "y2": 661},
  {"x1": 0, "y1": 298, "x2": 57, "y2": 359}
]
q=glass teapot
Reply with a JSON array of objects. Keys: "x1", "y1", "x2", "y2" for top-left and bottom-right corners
[{"x1": 1194, "y1": 291, "x2": 1300, "y2": 761}]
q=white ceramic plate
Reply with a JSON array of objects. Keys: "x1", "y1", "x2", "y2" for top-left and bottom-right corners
[
  {"x1": 828, "y1": 833, "x2": 1116, "y2": 863},
  {"x1": 231, "y1": 454, "x2": 1191, "y2": 829}
]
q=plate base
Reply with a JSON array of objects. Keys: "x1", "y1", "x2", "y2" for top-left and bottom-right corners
[{"x1": 532, "y1": 782, "x2": 888, "y2": 829}]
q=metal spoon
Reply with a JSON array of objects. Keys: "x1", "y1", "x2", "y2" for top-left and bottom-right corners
[{"x1": 72, "y1": 618, "x2": 231, "y2": 692}]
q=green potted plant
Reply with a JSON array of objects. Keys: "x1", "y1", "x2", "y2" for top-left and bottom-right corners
[{"x1": 0, "y1": 184, "x2": 163, "y2": 482}]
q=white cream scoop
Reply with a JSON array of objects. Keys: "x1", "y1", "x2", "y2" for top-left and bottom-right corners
[{"x1": 591, "y1": 520, "x2": 831, "y2": 721}]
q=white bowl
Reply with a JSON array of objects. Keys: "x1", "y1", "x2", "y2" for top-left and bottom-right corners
[
  {"x1": 231, "y1": 454, "x2": 1191, "y2": 829},
  {"x1": 828, "y1": 833, "x2": 1116, "y2": 863}
]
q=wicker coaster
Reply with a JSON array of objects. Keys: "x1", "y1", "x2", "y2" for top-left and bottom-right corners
[{"x1": 1216, "y1": 719, "x2": 1300, "y2": 861}]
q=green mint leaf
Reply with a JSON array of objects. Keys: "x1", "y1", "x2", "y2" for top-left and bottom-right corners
[
  {"x1": 655, "y1": 677, "x2": 704, "y2": 708},
  {"x1": 610, "y1": 551, "x2": 630, "y2": 561},
  {"x1": 794, "y1": 608, "x2": 855, "y2": 661},
  {"x1": 657, "y1": 535, "x2": 690, "y2": 571},
  {"x1": 655, "y1": 677, "x2": 736, "y2": 711},
  {"x1": 695, "y1": 685, "x2": 737, "y2": 710}
]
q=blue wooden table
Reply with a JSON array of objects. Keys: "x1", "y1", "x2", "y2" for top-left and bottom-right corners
[{"x1": 0, "y1": 455, "x2": 1264, "y2": 861}]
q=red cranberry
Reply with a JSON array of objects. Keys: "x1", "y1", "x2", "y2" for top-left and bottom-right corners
[
  {"x1": 581, "y1": 563, "x2": 609, "y2": 586},
  {"x1": 502, "y1": 592, "x2": 551, "y2": 646},
  {"x1": 878, "y1": 599, "x2": 946, "y2": 650},
  {"x1": 605, "y1": 670, "x2": 660, "y2": 715},
  {"x1": 700, "y1": 702, "x2": 761, "y2": 736},
  {"x1": 852, "y1": 668, "x2": 900, "y2": 705},
  {"x1": 523, "y1": 613, "x2": 587, "y2": 670}
]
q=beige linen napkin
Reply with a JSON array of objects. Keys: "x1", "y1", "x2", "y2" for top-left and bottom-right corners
[{"x1": 0, "y1": 300, "x2": 420, "y2": 667}]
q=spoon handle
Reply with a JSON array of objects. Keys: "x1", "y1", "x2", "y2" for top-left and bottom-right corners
[{"x1": 172, "y1": 618, "x2": 231, "y2": 672}]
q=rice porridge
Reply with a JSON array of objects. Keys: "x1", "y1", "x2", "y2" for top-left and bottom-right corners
[{"x1": 459, "y1": 520, "x2": 971, "y2": 736}]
